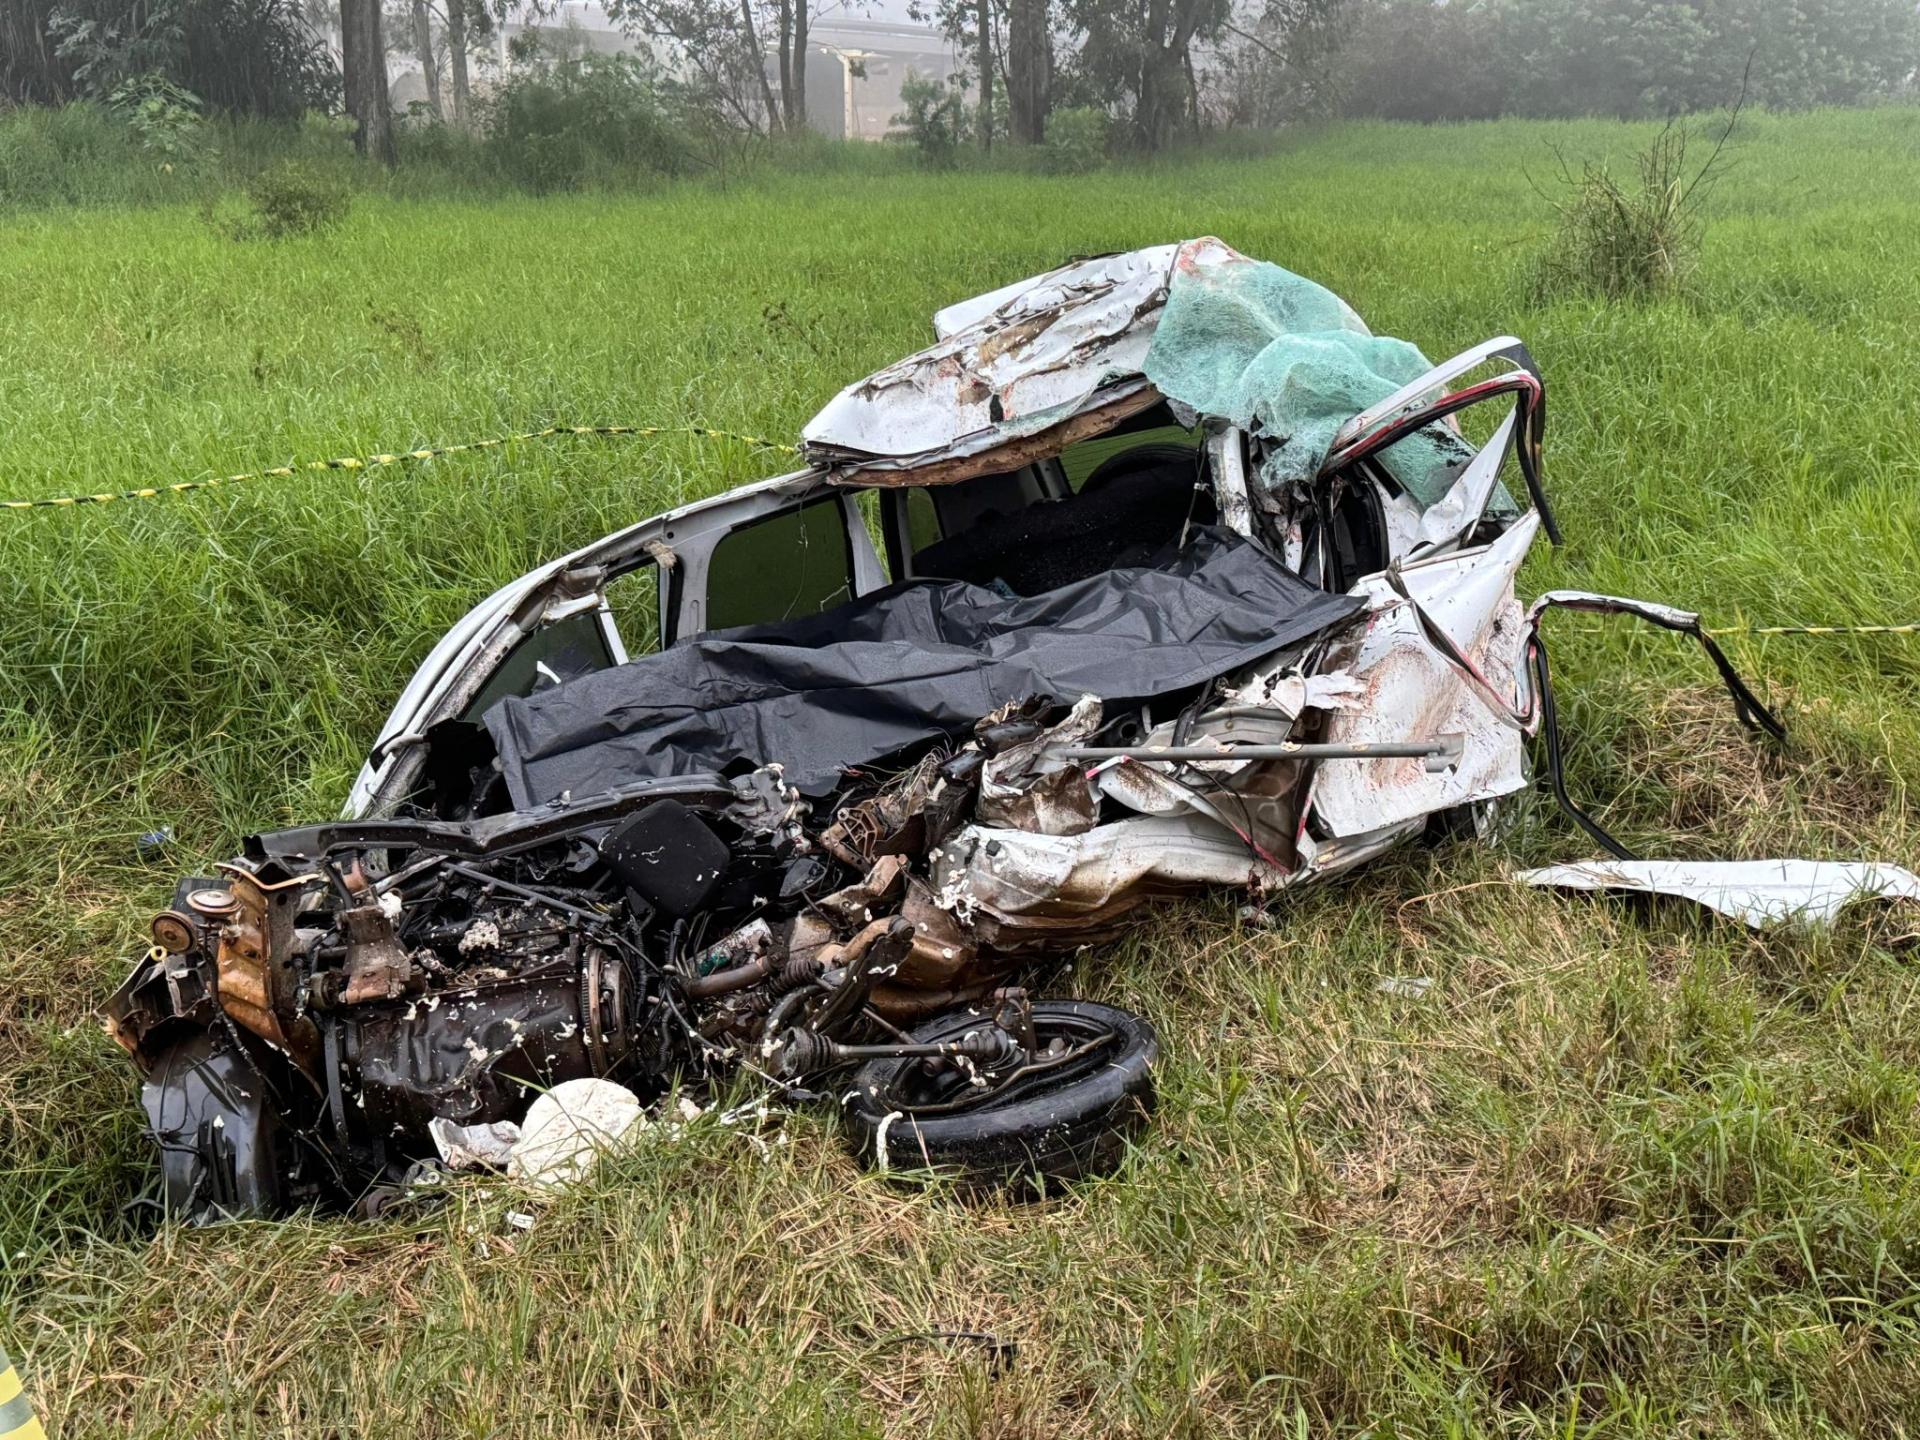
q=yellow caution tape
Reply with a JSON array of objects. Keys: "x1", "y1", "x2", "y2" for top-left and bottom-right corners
[
  {"x1": 1706, "y1": 621, "x2": 1920, "y2": 638},
  {"x1": 5, "y1": 432, "x2": 1913, "y2": 647},
  {"x1": 0, "y1": 424, "x2": 799, "y2": 511},
  {"x1": 0, "y1": 1347, "x2": 47, "y2": 1440}
]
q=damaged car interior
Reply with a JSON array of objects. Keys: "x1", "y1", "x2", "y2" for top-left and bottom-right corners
[{"x1": 106, "y1": 238, "x2": 1791, "y2": 1221}]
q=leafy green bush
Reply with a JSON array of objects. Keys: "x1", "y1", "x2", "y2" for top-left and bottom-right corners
[
  {"x1": 43, "y1": 0, "x2": 336, "y2": 120},
  {"x1": 482, "y1": 53, "x2": 690, "y2": 192},
  {"x1": 105, "y1": 73, "x2": 207, "y2": 164},
  {"x1": 237, "y1": 158, "x2": 351, "y2": 237},
  {"x1": 1038, "y1": 105, "x2": 1109, "y2": 172},
  {"x1": 889, "y1": 70, "x2": 965, "y2": 169}
]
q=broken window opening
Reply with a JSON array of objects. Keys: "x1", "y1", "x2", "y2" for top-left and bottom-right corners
[
  {"x1": 602, "y1": 560, "x2": 664, "y2": 662},
  {"x1": 704, "y1": 496, "x2": 857, "y2": 631}
]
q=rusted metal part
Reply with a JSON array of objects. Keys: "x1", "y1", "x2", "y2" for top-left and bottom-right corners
[
  {"x1": 211, "y1": 863, "x2": 316, "y2": 1060},
  {"x1": 338, "y1": 902, "x2": 416, "y2": 1005},
  {"x1": 978, "y1": 696, "x2": 1102, "y2": 836},
  {"x1": 815, "y1": 855, "x2": 910, "y2": 929},
  {"x1": 820, "y1": 752, "x2": 970, "y2": 866}
]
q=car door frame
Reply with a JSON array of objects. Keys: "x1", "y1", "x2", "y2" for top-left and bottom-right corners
[{"x1": 346, "y1": 467, "x2": 887, "y2": 819}]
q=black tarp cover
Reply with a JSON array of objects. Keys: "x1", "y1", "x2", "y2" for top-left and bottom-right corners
[{"x1": 484, "y1": 527, "x2": 1361, "y2": 805}]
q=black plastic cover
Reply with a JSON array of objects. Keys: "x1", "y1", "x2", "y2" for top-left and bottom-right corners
[
  {"x1": 601, "y1": 800, "x2": 731, "y2": 917},
  {"x1": 484, "y1": 527, "x2": 1360, "y2": 804}
]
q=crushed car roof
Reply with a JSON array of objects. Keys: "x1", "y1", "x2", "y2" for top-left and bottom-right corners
[{"x1": 801, "y1": 241, "x2": 1207, "y2": 482}]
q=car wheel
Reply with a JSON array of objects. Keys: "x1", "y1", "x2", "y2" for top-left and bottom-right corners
[{"x1": 843, "y1": 1000, "x2": 1157, "y2": 1189}]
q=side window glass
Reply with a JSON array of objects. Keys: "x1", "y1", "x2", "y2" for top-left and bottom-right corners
[
  {"x1": 904, "y1": 487, "x2": 941, "y2": 556},
  {"x1": 704, "y1": 497, "x2": 855, "y2": 631},
  {"x1": 461, "y1": 610, "x2": 616, "y2": 720},
  {"x1": 603, "y1": 561, "x2": 662, "y2": 659},
  {"x1": 1059, "y1": 424, "x2": 1203, "y2": 492}
]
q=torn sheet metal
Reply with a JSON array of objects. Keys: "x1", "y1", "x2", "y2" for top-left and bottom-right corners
[
  {"x1": 1307, "y1": 514, "x2": 1538, "y2": 840},
  {"x1": 1517, "y1": 859, "x2": 1920, "y2": 929},
  {"x1": 804, "y1": 243, "x2": 1192, "y2": 479},
  {"x1": 977, "y1": 695, "x2": 1103, "y2": 836},
  {"x1": 934, "y1": 814, "x2": 1282, "y2": 952}
]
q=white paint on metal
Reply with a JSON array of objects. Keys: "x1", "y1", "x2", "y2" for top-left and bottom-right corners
[
  {"x1": 805, "y1": 240, "x2": 1243, "y2": 474},
  {"x1": 1517, "y1": 859, "x2": 1920, "y2": 929},
  {"x1": 1306, "y1": 515, "x2": 1540, "y2": 840}
]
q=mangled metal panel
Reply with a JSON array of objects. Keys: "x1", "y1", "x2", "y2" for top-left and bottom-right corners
[
  {"x1": 1306, "y1": 514, "x2": 1538, "y2": 839},
  {"x1": 1517, "y1": 859, "x2": 1920, "y2": 929},
  {"x1": 933, "y1": 813, "x2": 1282, "y2": 954},
  {"x1": 803, "y1": 242, "x2": 1218, "y2": 483}
]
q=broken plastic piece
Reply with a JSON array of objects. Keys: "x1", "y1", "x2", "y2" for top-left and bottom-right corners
[
  {"x1": 601, "y1": 800, "x2": 730, "y2": 917},
  {"x1": 1517, "y1": 859, "x2": 1920, "y2": 930},
  {"x1": 429, "y1": 1117, "x2": 522, "y2": 1171},
  {"x1": 507, "y1": 1078, "x2": 645, "y2": 1189}
]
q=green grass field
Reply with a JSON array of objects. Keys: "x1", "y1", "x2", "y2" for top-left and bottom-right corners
[{"x1": 2, "y1": 108, "x2": 1918, "y2": 1437}]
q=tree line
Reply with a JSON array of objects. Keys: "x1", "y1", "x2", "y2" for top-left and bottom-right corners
[{"x1": 3, "y1": 0, "x2": 1915, "y2": 169}]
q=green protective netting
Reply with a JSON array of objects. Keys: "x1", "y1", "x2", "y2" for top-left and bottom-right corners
[{"x1": 1142, "y1": 249, "x2": 1471, "y2": 506}]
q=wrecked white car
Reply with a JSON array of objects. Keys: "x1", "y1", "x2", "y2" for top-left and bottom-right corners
[{"x1": 106, "y1": 238, "x2": 1785, "y2": 1219}]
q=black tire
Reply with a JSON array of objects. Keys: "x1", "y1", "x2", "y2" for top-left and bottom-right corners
[{"x1": 843, "y1": 1000, "x2": 1157, "y2": 1189}]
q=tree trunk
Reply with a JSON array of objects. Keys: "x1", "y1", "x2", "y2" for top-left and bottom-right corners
[
  {"x1": 1006, "y1": 0, "x2": 1050, "y2": 143},
  {"x1": 974, "y1": 0, "x2": 992, "y2": 151},
  {"x1": 446, "y1": 0, "x2": 471, "y2": 128},
  {"x1": 412, "y1": 0, "x2": 443, "y2": 119},
  {"x1": 792, "y1": 0, "x2": 809, "y2": 133},
  {"x1": 342, "y1": 0, "x2": 397, "y2": 164},
  {"x1": 777, "y1": 0, "x2": 794, "y2": 131},
  {"x1": 739, "y1": 0, "x2": 782, "y2": 134}
]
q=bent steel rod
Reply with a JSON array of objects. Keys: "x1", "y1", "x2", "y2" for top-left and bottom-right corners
[{"x1": 1049, "y1": 740, "x2": 1458, "y2": 762}]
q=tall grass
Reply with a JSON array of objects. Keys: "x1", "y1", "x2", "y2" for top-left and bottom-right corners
[{"x1": 0, "y1": 109, "x2": 1917, "y2": 1436}]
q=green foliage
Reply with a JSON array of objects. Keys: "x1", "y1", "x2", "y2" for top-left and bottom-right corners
[
  {"x1": 40, "y1": 0, "x2": 336, "y2": 118},
  {"x1": 104, "y1": 73, "x2": 207, "y2": 164},
  {"x1": 0, "y1": 99, "x2": 127, "y2": 204},
  {"x1": 1038, "y1": 104, "x2": 1110, "y2": 172},
  {"x1": 481, "y1": 52, "x2": 693, "y2": 192},
  {"x1": 236, "y1": 158, "x2": 351, "y2": 237},
  {"x1": 889, "y1": 69, "x2": 966, "y2": 168},
  {"x1": 1338, "y1": 0, "x2": 1920, "y2": 121}
]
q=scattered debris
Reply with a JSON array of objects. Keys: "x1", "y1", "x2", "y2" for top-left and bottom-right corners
[
  {"x1": 104, "y1": 239, "x2": 1813, "y2": 1222},
  {"x1": 1376, "y1": 975, "x2": 1435, "y2": 1000},
  {"x1": 429, "y1": 1117, "x2": 521, "y2": 1171},
  {"x1": 507, "y1": 1078, "x2": 646, "y2": 1189},
  {"x1": 1517, "y1": 860, "x2": 1920, "y2": 930}
]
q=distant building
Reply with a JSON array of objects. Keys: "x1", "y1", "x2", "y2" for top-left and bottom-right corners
[{"x1": 451, "y1": 0, "x2": 966, "y2": 141}]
